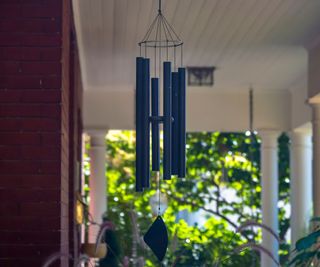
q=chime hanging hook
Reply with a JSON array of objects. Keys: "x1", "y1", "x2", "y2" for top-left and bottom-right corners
[{"x1": 158, "y1": 0, "x2": 162, "y2": 14}]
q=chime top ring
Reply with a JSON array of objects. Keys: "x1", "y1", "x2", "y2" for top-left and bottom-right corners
[
  {"x1": 138, "y1": 4, "x2": 183, "y2": 50},
  {"x1": 138, "y1": 40, "x2": 183, "y2": 48}
]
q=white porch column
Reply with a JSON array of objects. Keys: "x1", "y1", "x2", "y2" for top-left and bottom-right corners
[
  {"x1": 311, "y1": 103, "x2": 320, "y2": 219},
  {"x1": 259, "y1": 130, "x2": 280, "y2": 267},
  {"x1": 290, "y1": 131, "x2": 312, "y2": 246},
  {"x1": 88, "y1": 130, "x2": 107, "y2": 243}
]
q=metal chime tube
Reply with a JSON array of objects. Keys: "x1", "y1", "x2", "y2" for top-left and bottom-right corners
[
  {"x1": 142, "y1": 58, "x2": 150, "y2": 188},
  {"x1": 135, "y1": 57, "x2": 143, "y2": 192},
  {"x1": 178, "y1": 67, "x2": 186, "y2": 178},
  {"x1": 151, "y1": 78, "x2": 160, "y2": 171},
  {"x1": 163, "y1": 61, "x2": 172, "y2": 180},
  {"x1": 171, "y1": 72, "x2": 179, "y2": 175}
]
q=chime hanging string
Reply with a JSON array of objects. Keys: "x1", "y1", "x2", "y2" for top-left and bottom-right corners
[
  {"x1": 157, "y1": 172, "x2": 161, "y2": 216},
  {"x1": 174, "y1": 46, "x2": 176, "y2": 71},
  {"x1": 161, "y1": 15, "x2": 183, "y2": 67},
  {"x1": 154, "y1": 11, "x2": 160, "y2": 77},
  {"x1": 249, "y1": 87, "x2": 257, "y2": 267},
  {"x1": 249, "y1": 87, "x2": 255, "y2": 219}
]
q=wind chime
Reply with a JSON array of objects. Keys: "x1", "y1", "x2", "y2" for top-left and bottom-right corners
[{"x1": 135, "y1": 0, "x2": 186, "y2": 262}]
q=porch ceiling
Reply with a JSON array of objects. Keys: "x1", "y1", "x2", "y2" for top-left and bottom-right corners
[{"x1": 73, "y1": 0, "x2": 320, "y2": 92}]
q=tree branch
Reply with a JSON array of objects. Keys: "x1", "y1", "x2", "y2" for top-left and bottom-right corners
[{"x1": 171, "y1": 195, "x2": 239, "y2": 231}]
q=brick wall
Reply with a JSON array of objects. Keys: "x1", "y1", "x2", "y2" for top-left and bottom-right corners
[{"x1": 0, "y1": 0, "x2": 80, "y2": 266}]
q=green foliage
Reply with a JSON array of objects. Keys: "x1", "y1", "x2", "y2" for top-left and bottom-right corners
[{"x1": 83, "y1": 131, "x2": 291, "y2": 266}]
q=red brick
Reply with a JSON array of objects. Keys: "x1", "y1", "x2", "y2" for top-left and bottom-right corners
[
  {"x1": 21, "y1": 61, "x2": 60, "y2": 75},
  {"x1": 0, "y1": 118, "x2": 60, "y2": 132},
  {"x1": 22, "y1": 5, "x2": 62, "y2": 18},
  {"x1": 0, "y1": 146, "x2": 21, "y2": 159},
  {"x1": 0, "y1": 0, "x2": 21, "y2": 4},
  {"x1": 40, "y1": 160, "x2": 60, "y2": 174},
  {"x1": 0, "y1": 47, "x2": 61, "y2": 61},
  {"x1": 21, "y1": 89, "x2": 61, "y2": 103},
  {"x1": 0, "y1": 203, "x2": 19, "y2": 216},
  {"x1": 21, "y1": 117, "x2": 60, "y2": 131},
  {"x1": 0, "y1": 33, "x2": 21, "y2": 46},
  {"x1": 0, "y1": 61, "x2": 20, "y2": 74},
  {"x1": 0, "y1": 230, "x2": 61, "y2": 245},
  {"x1": 0, "y1": 259, "x2": 46, "y2": 267},
  {"x1": 0, "y1": 4, "x2": 21, "y2": 18},
  {"x1": 0, "y1": 175, "x2": 61, "y2": 188},
  {"x1": 21, "y1": 47, "x2": 61, "y2": 61},
  {"x1": 0, "y1": 244, "x2": 61, "y2": 258},
  {"x1": 0, "y1": 188, "x2": 60, "y2": 202},
  {"x1": 0, "y1": 47, "x2": 22, "y2": 60},
  {"x1": 0, "y1": 104, "x2": 61, "y2": 118},
  {"x1": 24, "y1": 175, "x2": 61, "y2": 188},
  {"x1": 0, "y1": 132, "x2": 41, "y2": 145},
  {"x1": 20, "y1": 0, "x2": 45, "y2": 4},
  {"x1": 22, "y1": 33, "x2": 61, "y2": 47},
  {"x1": 0, "y1": 118, "x2": 19, "y2": 130},
  {"x1": 41, "y1": 132, "x2": 61, "y2": 146},
  {"x1": 42, "y1": 76, "x2": 61, "y2": 88},
  {"x1": 0, "y1": 75, "x2": 42, "y2": 89},
  {"x1": 21, "y1": 146, "x2": 60, "y2": 160},
  {"x1": 1, "y1": 33, "x2": 61, "y2": 48},
  {"x1": 21, "y1": 202, "x2": 61, "y2": 217},
  {"x1": 0, "y1": 161, "x2": 41, "y2": 174},
  {"x1": 0, "y1": 216, "x2": 39, "y2": 231},
  {"x1": 0, "y1": 89, "x2": 21, "y2": 102},
  {"x1": 0, "y1": 18, "x2": 61, "y2": 33}
]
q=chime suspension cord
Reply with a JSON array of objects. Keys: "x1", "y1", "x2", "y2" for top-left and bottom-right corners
[
  {"x1": 157, "y1": 171, "x2": 161, "y2": 216},
  {"x1": 249, "y1": 87, "x2": 254, "y2": 218},
  {"x1": 249, "y1": 87, "x2": 257, "y2": 267}
]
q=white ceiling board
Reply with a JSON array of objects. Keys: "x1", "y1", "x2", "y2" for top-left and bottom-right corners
[{"x1": 73, "y1": 0, "x2": 320, "y2": 91}]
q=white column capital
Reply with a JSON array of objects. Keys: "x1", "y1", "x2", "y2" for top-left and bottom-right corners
[
  {"x1": 258, "y1": 130, "x2": 281, "y2": 148},
  {"x1": 289, "y1": 130, "x2": 312, "y2": 147},
  {"x1": 87, "y1": 129, "x2": 108, "y2": 137},
  {"x1": 87, "y1": 129, "x2": 108, "y2": 147}
]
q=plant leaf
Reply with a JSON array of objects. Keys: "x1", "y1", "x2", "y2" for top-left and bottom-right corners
[
  {"x1": 288, "y1": 251, "x2": 316, "y2": 266},
  {"x1": 295, "y1": 230, "x2": 320, "y2": 251},
  {"x1": 310, "y1": 217, "x2": 320, "y2": 222}
]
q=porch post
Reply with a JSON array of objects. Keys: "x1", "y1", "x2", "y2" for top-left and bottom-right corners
[
  {"x1": 259, "y1": 130, "x2": 280, "y2": 267},
  {"x1": 88, "y1": 130, "x2": 107, "y2": 243},
  {"x1": 290, "y1": 131, "x2": 312, "y2": 246},
  {"x1": 311, "y1": 103, "x2": 320, "y2": 219}
]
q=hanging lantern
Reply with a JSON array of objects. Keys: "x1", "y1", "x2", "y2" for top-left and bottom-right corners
[{"x1": 135, "y1": 0, "x2": 186, "y2": 192}]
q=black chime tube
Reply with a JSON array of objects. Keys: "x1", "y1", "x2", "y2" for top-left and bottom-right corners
[
  {"x1": 163, "y1": 61, "x2": 172, "y2": 180},
  {"x1": 142, "y1": 58, "x2": 150, "y2": 188},
  {"x1": 171, "y1": 72, "x2": 179, "y2": 175},
  {"x1": 178, "y1": 67, "x2": 186, "y2": 178},
  {"x1": 151, "y1": 78, "x2": 160, "y2": 171},
  {"x1": 135, "y1": 57, "x2": 143, "y2": 192}
]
